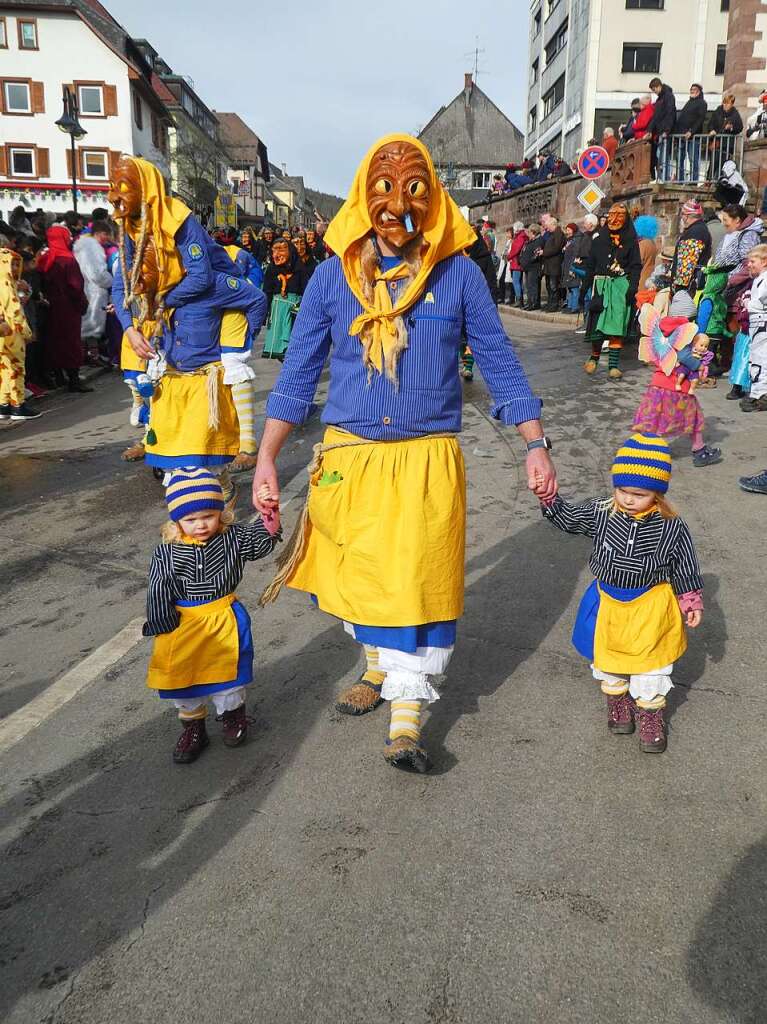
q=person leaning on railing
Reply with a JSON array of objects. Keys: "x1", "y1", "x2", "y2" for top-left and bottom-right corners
[
  {"x1": 675, "y1": 84, "x2": 708, "y2": 184},
  {"x1": 708, "y1": 93, "x2": 743, "y2": 180}
]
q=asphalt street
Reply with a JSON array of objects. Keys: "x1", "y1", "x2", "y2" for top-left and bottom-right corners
[{"x1": 1, "y1": 317, "x2": 765, "y2": 1024}]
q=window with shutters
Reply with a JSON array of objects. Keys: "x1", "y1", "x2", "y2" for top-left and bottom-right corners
[
  {"x1": 133, "y1": 89, "x2": 143, "y2": 129},
  {"x1": 3, "y1": 80, "x2": 31, "y2": 114},
  {"x1": 18, "y1": 19, "x2": 38, "y2": 50},
  {"x1": 0, "y1": 18, "x2": 7, "y2": 48},
  {"x1": 10, "y1": 147, "x2": 35, "y2": 176}
]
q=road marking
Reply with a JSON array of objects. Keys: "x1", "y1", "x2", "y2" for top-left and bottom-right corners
[{"x1": 0, "y1": 617, "x2": 145, "y2": 754}]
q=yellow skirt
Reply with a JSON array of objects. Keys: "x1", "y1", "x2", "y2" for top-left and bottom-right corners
[
  {"x1": 120, "y1": 334, "x2": 146, "y2": 374},
  {"x1": 594, "y1": 582, "x2": 687, "y2": 675},
  {"x1": 287, "y1": 427, "x2": 466, "y2": 626},
  {"x1": 145, "y1": 362, "x2": 239, "y2": 466},
  {"x1": 147, "y1": 595, "x2": 249, "y2": 692}
]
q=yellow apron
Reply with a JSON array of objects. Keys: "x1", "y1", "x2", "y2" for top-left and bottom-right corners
[
  {"x1": 146, "y1": 362, "x2": 239, "y2": 459},
  {"x1": 146, "y1": 594, "x2": 239, "y2": 691},
  {"x1": 594, "y1": 582, "x2": 687, "y2": 675},
  {"x1": 287, "y1": 426, "x2": 466, "y2": 626},
  {"x1": 120, "y1": 334, "x2": 146, "y2": 373}
]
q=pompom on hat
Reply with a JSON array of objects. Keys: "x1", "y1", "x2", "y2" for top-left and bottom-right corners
[
  {"x1": 612, "y1": 433, "x2": 672, "y2": 494},
  {"x1": 165, "y1": 468, "x2": 225, "y2": 521}
]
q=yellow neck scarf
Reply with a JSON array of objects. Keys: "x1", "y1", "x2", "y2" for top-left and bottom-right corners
[
  {"x1": 350, "y1": 262, "x2": 411, "y2": 377},
  {"x1": 324, "y1": 133, "x2": 476, "y2": 380}
]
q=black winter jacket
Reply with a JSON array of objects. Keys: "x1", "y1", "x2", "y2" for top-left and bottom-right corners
[
  {"x1": 675, "y1": 95, "x2": 708, "y2": 135},
  {"x1": 542, "y1": 227, "x2": 566, "y2": 275},
  {"x1": 650, "y1": 84, "x2": 676, "y2": 137},
  {"x1": 710, "y1": 104, "x2": 743, "y2": 136}
]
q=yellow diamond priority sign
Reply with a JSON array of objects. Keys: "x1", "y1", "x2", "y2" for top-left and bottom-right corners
[{"x1": 577, "y1": 182, "x2": 606, "y2": 213}]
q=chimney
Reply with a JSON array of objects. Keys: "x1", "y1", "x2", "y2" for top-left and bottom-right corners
[
  {"x1": 281, "y1": 162, "x2": 287, "y2": 176},
  {"x1": 464, "y1": 72, "x2": 473, "y2": 91}
]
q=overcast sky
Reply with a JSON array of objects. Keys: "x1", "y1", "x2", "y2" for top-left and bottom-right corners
[{"x1": 106, "y1": 0, "x2": 528, "y2": 197}]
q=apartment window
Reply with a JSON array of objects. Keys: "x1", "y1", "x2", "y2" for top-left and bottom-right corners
[
  {"x1": 10, "y1": 147, "x2": 35, "y2": 176},
  {"x1": 721, "y1": 0, "x2": 730, "y2": 10},
  {"x1": 546, "y1": 0, "x2": 561, "y2": 16},
  {"x1": 83, "y1": 150, "x2": 108, "y2": 179},
  {"x1": 132, "y1": 89, "x2": 143, "y2": 129},
  {"x1": 78, "y1": 84, "x2": 104, "y2": 115},
  {"x1": 0, "y1": 18, "x2": 7, "y2": 48},
  {"x1": 3, "y1": 80, "x2": 31, "y2": 113},
  {"x1": 530, "y1": 106, "x2": 538, "y2": 132},
  {"x1": 18, "y1": 18, "x2": 38, "y2": 49},
  {"x1": 626, "y1": 0, "x2": 664, "y2": 8},
  {"x1": 545, "y1": 19, "x2": 568, "y2": 65},
  {"x1": 533, "y1": 9, "x2": 541, "y2": 37},
  {"x1": 622, "y1": 43, "x2": 661, "y2": 73},
  {"x1": 542, "y1": 74, "x2": 565, "y2": 118},
  {"x1": 472, "y1": 171, "x2": 491, "y2": 189},
  {"x1": 531, "y1": 59, "x2": 539, "y2": 85},
  {"x1": 715, "y1": 44, "x2": 727, "y2": 75}
]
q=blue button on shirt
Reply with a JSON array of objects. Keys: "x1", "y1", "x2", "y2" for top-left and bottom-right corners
[{"x1": 265, "y1": 252, "x2": 542, "y2": 439}]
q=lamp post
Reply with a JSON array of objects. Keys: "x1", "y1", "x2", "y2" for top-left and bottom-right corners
[{"x1": 55, "y1": 87, "x2": 86, "y2": 214}]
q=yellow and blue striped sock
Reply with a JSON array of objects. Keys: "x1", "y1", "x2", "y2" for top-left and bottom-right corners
[
  {"x1": 362, "y1": 645, "x2": 386, "y2": 688},
  {"x1": 389, "y1": 700, "x2": 422, "y2": 743},
  {"x1": 230, "y1": 380, "x2": 257, "y2": 454}
]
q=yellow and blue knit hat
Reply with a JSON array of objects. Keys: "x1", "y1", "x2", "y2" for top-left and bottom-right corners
[
  {"x1": 165, "y1": 468, "x2": 225, "y2": 521},
  {"x1": 612, "y1": 433, "x2": 672, "y2": 494}
]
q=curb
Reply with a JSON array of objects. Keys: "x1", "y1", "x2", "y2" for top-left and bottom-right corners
[{"x1": 499, "y1": 305, "x2": 581, "y2": 327}]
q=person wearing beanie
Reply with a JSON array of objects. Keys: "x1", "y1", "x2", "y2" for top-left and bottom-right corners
[
  {"x1": 670, "y1": 200, "x2": 711, "y2": 299},
  {"x1": 541, "y1": 434, "x2": 704, "y2": 753},
  {"x1": 633, "y1": 298, "x2": 722, "y2": 467},
  {"x1": 143, "y1": 468, "x2": 281, "y2": 764}
]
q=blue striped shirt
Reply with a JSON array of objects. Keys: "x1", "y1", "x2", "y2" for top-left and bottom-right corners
[{"x1": 265, "y1": 252, "x2": 542, "y2": 439}]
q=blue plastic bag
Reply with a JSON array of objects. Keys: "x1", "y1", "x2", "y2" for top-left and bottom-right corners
[{"x1": 729, "y1": 331, "x2": 751, "y2": 389}]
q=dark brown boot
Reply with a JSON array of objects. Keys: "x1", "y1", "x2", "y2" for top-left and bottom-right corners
[
  {"x1": 638, "y1": 707, "x2": 667, "y2": 753},
  {"x1": 220, "y1": 704, "x2": 248, "y2": 747},
  {"x1": 383, "y1": 737, "x2": 431, "y2": 774},
  {"x1": 173, "y1": 718, "x2": 209, "y2": 763},
  {"x1": 607, "y1": 692, "x2": 635, "y2": 735}
]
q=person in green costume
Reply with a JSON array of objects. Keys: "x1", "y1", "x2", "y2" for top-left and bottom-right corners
[
  {"x1": 583, "y1": 204, "x2": 643, "y2": 380},
  {"x1": 261, "y1": 238, "x2": 310, "y2": 360}
]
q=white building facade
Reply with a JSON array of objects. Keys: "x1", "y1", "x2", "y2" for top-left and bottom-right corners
[
  {"x1": 0, "y1": 4, "x2": 169, "y2": 221},
  {"x1": 525, "y1": 0, "x2": 730, "y2": 163}
]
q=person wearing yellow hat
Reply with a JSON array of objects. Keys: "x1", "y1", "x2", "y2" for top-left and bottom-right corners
[
  {"x1": 253, "y1": 134, "x2": 556, "y2": 773},
  {"x1": 542, "y1": 433, "x2": 704, "y2": 753}
]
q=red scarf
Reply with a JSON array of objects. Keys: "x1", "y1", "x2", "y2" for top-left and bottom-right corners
[{"x1": 38, "y1": 225, "x2": 75, "y2": 273}]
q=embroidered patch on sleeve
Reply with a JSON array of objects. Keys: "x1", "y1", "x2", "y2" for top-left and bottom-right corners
[
  {"x1": 226, "y1": 277, "x2": 240, "y2": 290},
  {"x1": 187, "y1": 243, "x2": 204, "y2": 261}
]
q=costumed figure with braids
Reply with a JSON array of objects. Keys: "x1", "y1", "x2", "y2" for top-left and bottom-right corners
[
  {"x1": 261, "y1": 238, "x2": 311, "y2": 360},
  {"x1": 253, "y1": 134, "x2": 556, "y2": 774},
  {"x1": 109, "y1": 156, "x2": 267, "y2": 491},
  {"x1": 633, "y1": 291, "x2": 722, "y2": 467},
  {"x1": 542, "y1": 434, "x2": 704, "y2": 755},
  {"x1": 583, "y1": 203, "x2": 642, "y2": 380},
  {"x1": 143, "y1": 469, "x2": 281, "y2": 765}
]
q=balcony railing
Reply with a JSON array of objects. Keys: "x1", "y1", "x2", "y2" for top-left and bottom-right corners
[{"x1": 653, "y1": 133, "x2": 744, "y2": 185}]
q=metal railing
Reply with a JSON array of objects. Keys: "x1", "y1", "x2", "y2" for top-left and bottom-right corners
[{"x1": 654, "y1": 133, "x2": 744, "y2": 185}]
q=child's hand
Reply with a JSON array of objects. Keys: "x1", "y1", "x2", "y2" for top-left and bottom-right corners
[
  {"x1": 261, "y1": 507, "x2": 281, "y2": 536},
  {"x1": 686, "y1": 610, "x2": 702, "y2": 628}
]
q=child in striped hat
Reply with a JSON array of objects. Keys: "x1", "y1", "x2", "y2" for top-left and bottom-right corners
[
  {"x1": 541, "y1": 434, "x2": 704, "y2": 753},
  {"x1": 143, "y1": 468, "x2": 280, "y2": 764}
]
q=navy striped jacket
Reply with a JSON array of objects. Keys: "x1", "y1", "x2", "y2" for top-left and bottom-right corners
[
  {"x1": 543, "y1": 495, "x2": 703, "y2": 595},
  {"x1": 265, "y1": 253, "x2": 542, "y2": 440}
]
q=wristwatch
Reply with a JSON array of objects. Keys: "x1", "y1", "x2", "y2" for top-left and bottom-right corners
[{"x1": 526, "y1": 436, "x2": 553, "y2": 453}]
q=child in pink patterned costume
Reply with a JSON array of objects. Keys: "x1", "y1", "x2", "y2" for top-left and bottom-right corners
[{"x1": 633, "y1": 291, "x2": 722, "y2": 468}]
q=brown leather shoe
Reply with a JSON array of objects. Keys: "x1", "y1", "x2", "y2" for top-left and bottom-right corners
[
  {"x1": 121, "y1": 441, "x2": 145, "y2": 461},
  {"x1": 220, "y1": 704, "x2": 249, "y2": 747},
  {"x1": 384, "y1": 736, "x2": 431, "y2": 773},
  {"x1": 335, "y1": 679, "x2": 384, "y2": 716},
  {"x1": 173, "y1": 719, "x2": 209, "y2": 764}
]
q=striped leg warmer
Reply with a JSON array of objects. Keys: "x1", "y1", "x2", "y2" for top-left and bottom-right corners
[
  {"x1": 362, "y1": 645, "x2": 386, "y2": 689},
  {"x1": 389, "y1": 700, "x2": 422, "y2": 743},
  {"x1": 230, "y1": 380, "x2": 258, "y2": 454}
]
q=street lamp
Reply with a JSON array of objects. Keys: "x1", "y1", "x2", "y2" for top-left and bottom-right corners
[{"x1": 55, "y1": 87, "x2": 86, "y2": 214}]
